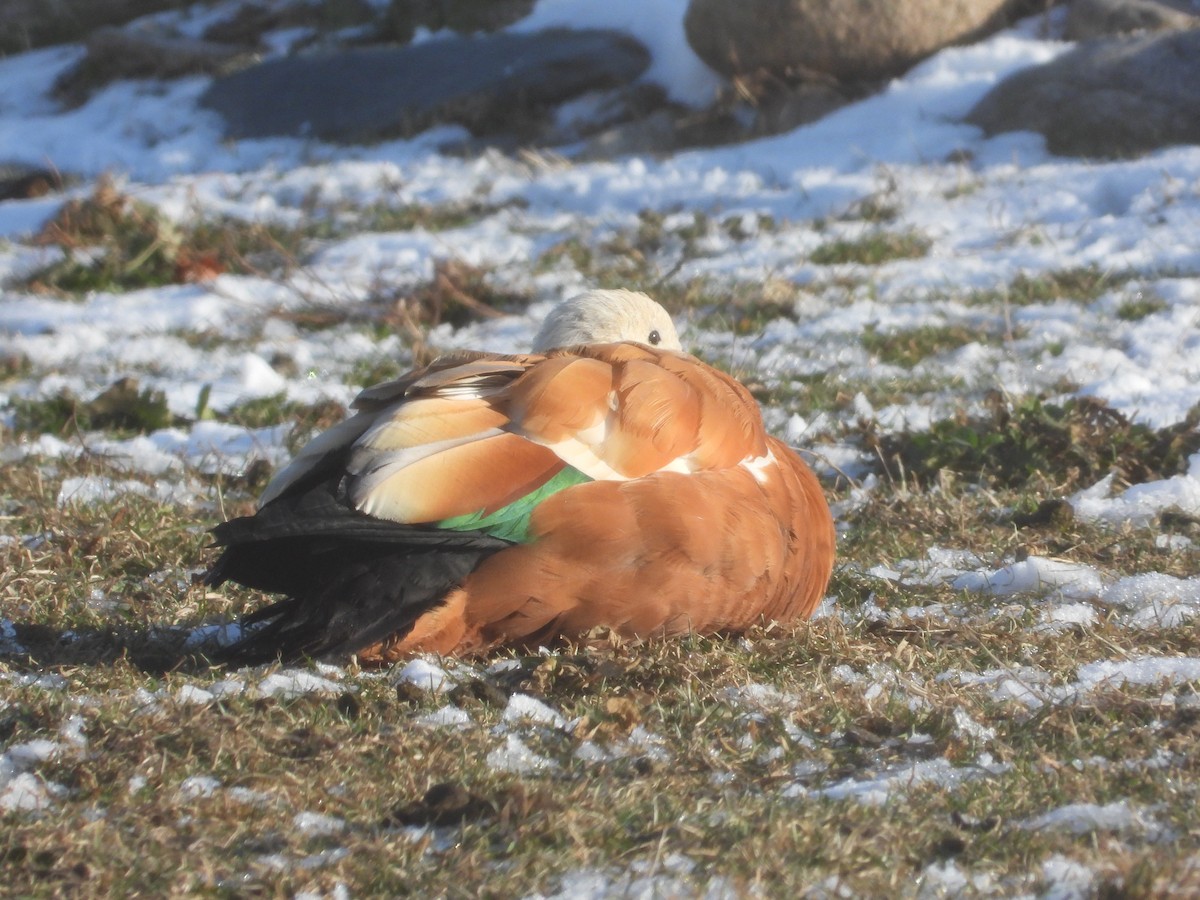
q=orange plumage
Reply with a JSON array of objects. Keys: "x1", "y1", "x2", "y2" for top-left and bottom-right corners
[{"x1": 205, "y1": 291, "x2": 835, "y2": 664}]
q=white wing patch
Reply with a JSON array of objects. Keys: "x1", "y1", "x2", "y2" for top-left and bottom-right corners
[
  {"x1": 537, "y1": 437, "x2": 632, "y2": 482},
  {"x1": 531, "y1": 436, "x2": 700, "y2": 482},
  {"x1": 739, "y1": 450, "x2": 777, "y2": 485}
]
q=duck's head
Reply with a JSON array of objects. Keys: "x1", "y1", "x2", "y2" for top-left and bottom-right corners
[{"x1": 532, "y1": 289, "x2": 681, "y2": 352}]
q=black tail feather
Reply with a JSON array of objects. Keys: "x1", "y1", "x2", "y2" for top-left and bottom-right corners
[{"x1": 203, "y1": 481, "x2": 512, "y2": 665}]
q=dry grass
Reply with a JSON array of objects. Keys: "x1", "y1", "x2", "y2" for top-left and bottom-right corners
[{"x1": 1, "y1": 444, "x2": 1198, "y2": 897}]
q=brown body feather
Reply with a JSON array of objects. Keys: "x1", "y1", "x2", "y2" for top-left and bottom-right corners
[{"x1": 208, "y1": 342, "x2": 835, "y2": 664}]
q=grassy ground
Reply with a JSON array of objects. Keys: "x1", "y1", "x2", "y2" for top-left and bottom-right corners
[
  {"x1": 2, "y1": 459, "x2": 1199, "y2": 897},
  {"x1": 2, "y1": 185, "x2": 1199, "y2": 897}
]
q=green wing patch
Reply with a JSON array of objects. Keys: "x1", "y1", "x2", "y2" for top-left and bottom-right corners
[{"x1": 436, "y1": 465, "x2": 592, "y2": 542}]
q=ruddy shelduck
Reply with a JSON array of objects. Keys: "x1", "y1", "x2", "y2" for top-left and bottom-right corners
[{"x1": 205, "y1": 289, "x2": 835, "y2": 663}]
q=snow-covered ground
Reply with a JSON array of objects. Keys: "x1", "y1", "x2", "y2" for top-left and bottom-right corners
[
  {"x1": 1, "y1": 1, "x2": 1199, "y2": 896},
  {"x1": 1, "y1": 5, "x2": 1195, "y2": 562}
]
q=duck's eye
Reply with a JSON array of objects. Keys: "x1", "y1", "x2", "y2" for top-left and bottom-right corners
[{"x1": 648, "y1": 329, "x2": 661, "y2": 346}]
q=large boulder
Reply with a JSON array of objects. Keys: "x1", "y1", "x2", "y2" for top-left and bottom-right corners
[
  {"x1": 0, "y1": 0, "x2": 188, "y2": 54},
  {"x1": 379, "y1": 0, "x2": 536, "y2": 43},
  {"x1": 54, "y1": 26, "x2": 257, "y2": 108},
  {"x1": 200, "y1": 29, "x2": 650, "y2": 143},
  {"x1": 966, "y1": 29, "x2": 1200, "y2": 157},
  {"x1": 1064, "y1": 0, "x2": 1198, "y2": 41},
  {"x1": 683, "y1": 0, "x2": 1025, "y2": 82},
  {"x1": 0, "y1": 165, "x2": 65, "y2": 202}
]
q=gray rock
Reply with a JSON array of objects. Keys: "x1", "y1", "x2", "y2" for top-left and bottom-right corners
[
  {"x1": 1065, "y1": 0, "x2": 1198, "y2": 40},
  {"x1": 966, "y1": 29, "x2": 1200, "y2": 157},
  {"x1": 573, "y1": 79, "x2": 855, "y2": 159},
  {"x1": 0, "y1": 0, "x2": 184, "y2": 54},
  {"x1": 54, "y1": 26, "x2": 258, "y2": 108},
  {"x1": 683, "y1": 0, "x2": 1025, "y2": 82},
  {"x1": 378, "y1": 0, "x2": 536, "y2": 44},
  {"x1": 200, "y1": 29, "x2": 650, "y2": 144},
  {"x1": 749, "y1": 81, "x2": 856, "y2": 137},
  {"x1": 0, "y1": 164, "x2": 65, "y2": 202},
  {"x1": 202, "y1": 0, "x2": 378, "y2": 47}
]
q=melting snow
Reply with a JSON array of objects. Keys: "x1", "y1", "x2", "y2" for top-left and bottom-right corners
[
  {"x1": 209, "y1": 678, "x2": 247, "y2": 697},
  {"x1": 0, "y1": 773, "x2": 55, "y2": 813},
  {"x1": 1036, "y1": 602, "x2": 1098, "y2": 634},
  {"x1": 1100, "y1": 574, "x2": 1200, "y2": 629},
  {"x1": 56, "y1": 474, "x2": 203, "y2": 507},
  {"x1": 527, "y1": 854, "x2": 732, "y2": 900},
  {"x1": 295, "y1": 884, "x2": 351, "y2": 900},
  {"x1": 1039, "y1": 855, "x2": 1097, "y2": 900},
  {"x1": 1022, "y1": 800, "x2": 1164, "y2": 839},
  {"x1": 951, "y1": 707, "x2": 996, "y2": 743},
  {"x1": 941, "y1": 655, "x2": 1200, "y2": 710},
  {"x1": 720, "y1": 681, "x2": 796, "y2": 711},
  {"x1": 228, "y1": 786, "x2": 273, "y2": 807},
  {"x1": 175, "y1": 684, "x2": 216, "y2": 705},
  {"x1": 1071, "y1": 454, "x2": 1200, "y2": 527},
  {"x1": 259, "y1": 848, "x2": 350, "y2": 872},
  {"x1": 415, "y1": 705, "x2": 472, "y2": 729},
  {"x1": 1075, "y1": 656, "x2": 1200, "y2": 691},
  {"x1": 293, "y1": 811, "x2": 347, "y2": 836},
  {"x1": 0, "y1": 719, "x2": 87, "y2": 814},
  {"x1": 1, "y1": 672, "x2": 68, "y2": 691},
  {"x1": 952, "y1": 557, "x2": 1105, "y2": 600},
  {"x1": 487, "y1": 734, "x2": 558, "y2": 775},
  {"x1": 916, "y1": 860, "x2": 998, "y2": 898},
  {"x1": 394, "y1": 658, "x2": 454, "y2": 694},
  {"x1": 866, "y1": 547, "x2": 1200, "y2": 636},
  {"x1": 256, "y1": 670, "x2": 343, "y2": 699},
  {"x1": 178, "y1": 774, "x2": 222, "y2": 800},
  {"x1": 784, "y1": 757, "x2": 1008, "y2": 806},
  {"x1": 14, "y1": 424, "x2": 292, "y2": 478},
  {"x1": 501, "y1": 693, "x2": 569, "y2": 730}
]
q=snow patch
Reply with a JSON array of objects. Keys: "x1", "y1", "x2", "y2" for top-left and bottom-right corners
[
  {"x1": 783, "y1": 757, "x2": 1008, "y2": 806},
  {"x1": 951, "y1": 557, "x2": 1104, "y2": 600},
  {"x1": 416, "y1": 705, "x2": 472, "y2": 729},
  {"x1": 394, "y1": 658, "x2": 454, "y2": 694},
  {"x1": 293, "y1": 811, "x2": 347, "y2": 836},
  {"x1": 487, "y1": 734, "x2": 558, "y2": 774},
  {"x1": 256, "y1": 670, "x2": 343, "y2": 699},
  {"x1": 1022, "y1": 800, "x2": 1163, "y2": 839},
  {"x1": 0, "y1": 773, "x2": 55, "y2": 813},
  {"x1": 501, "y1": 693, "x2": 568, "y2": 730},
  {"x1": 1071, "y1": 454, "x2": 1200, "y2": 527},
  {"x1": 178, "y1": 775, "x2": 222, "y2": 800},
  {"x1": 1040, "y1": 854, "x2": 1097, "y2": 900},
  {"x1": 56, "y1": 474, "x2": 203, "y2": 507}
]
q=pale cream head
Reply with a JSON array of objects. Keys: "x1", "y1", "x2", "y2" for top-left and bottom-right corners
[{"x1": 532, "y1": 289, "x2": 682, "y2": 352}]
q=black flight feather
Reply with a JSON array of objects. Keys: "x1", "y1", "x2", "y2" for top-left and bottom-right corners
[{"x1": 204, "y1": 475, "x2": 512, "y2": 665}]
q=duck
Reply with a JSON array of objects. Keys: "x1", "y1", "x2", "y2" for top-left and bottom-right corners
[{"x1": 204, "y1": 288, "x2": 835, "y2": 664}]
